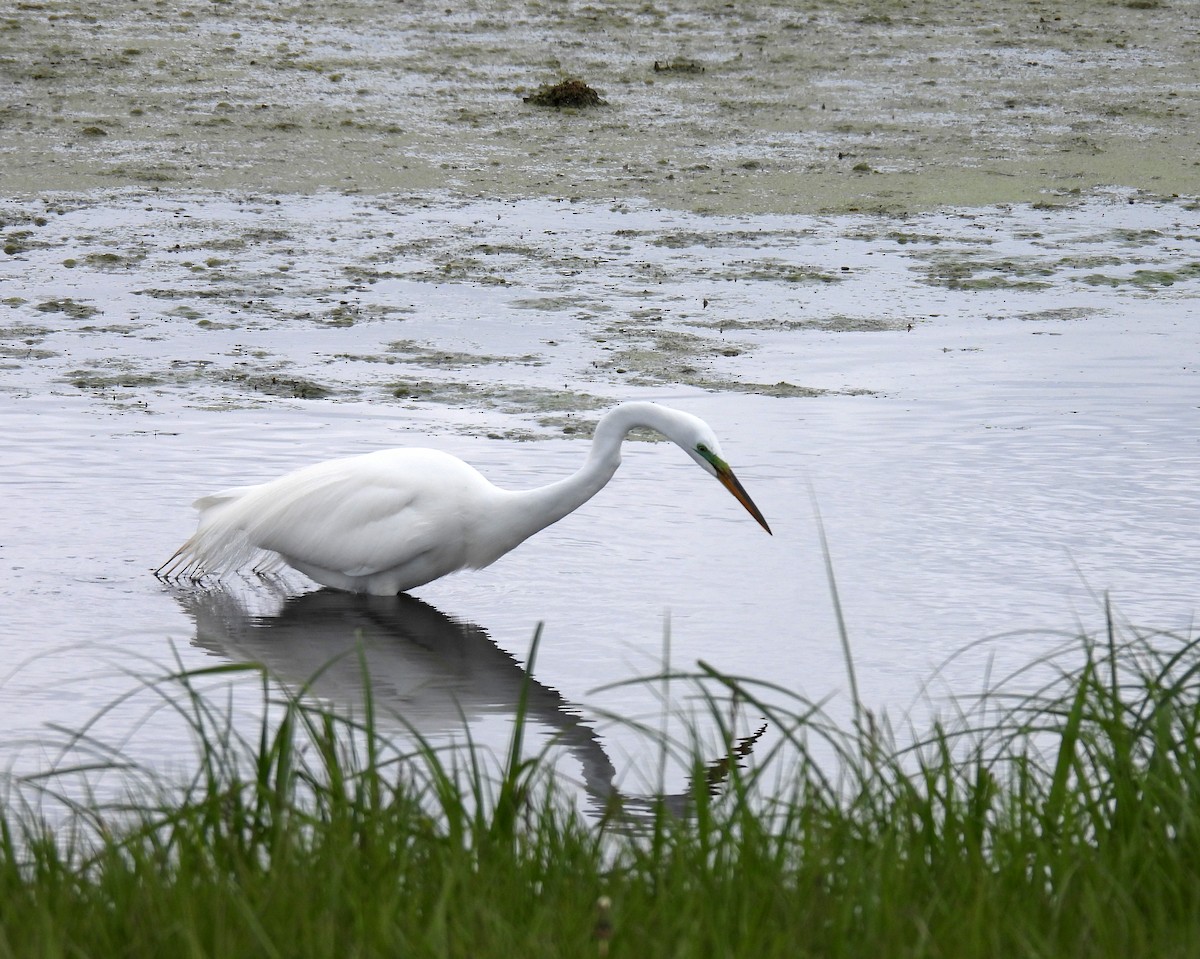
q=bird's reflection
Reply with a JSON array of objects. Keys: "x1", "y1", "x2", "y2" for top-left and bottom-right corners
[{"x1": 170, "y1": 584, "x2": 764, "y2": 821}]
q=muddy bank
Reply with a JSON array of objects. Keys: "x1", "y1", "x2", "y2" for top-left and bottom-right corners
[{"x1": 2, "y1": 0, "x2": 1197, "y2": 213}]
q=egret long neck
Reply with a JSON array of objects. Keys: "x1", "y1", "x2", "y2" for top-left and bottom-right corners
[{"x1": 484, "y1": 404, "x2": 660, "y2": 559}]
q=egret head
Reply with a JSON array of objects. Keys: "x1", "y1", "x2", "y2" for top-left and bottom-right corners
[
  {"x1": 676, "y1": 418, "x2": 772, "y2": 535},
  {"x1": 682, "y1": 423, "x2": 726, "y2": 479}
]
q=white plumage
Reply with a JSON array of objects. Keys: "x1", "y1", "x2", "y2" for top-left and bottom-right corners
[{"x1": 156, "y1": 401, "x2": 771, "y2": 596}]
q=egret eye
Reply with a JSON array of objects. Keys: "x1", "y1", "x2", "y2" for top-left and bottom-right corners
[{"x1": 697, "y1": 443, "x2": 710, "y2": 454}]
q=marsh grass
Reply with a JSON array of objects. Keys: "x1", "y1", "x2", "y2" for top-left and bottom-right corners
[{"x1": 3, "y1": 613, "x2": 1200, "y2": 958}]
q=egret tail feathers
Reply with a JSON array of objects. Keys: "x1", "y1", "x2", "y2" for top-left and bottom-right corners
[{"x1": 157, "y1": 489, "x2": 272, "y2": 582}]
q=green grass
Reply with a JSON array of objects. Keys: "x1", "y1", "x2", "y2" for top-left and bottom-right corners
[{"x1": 3, "y1": 616, "x2": 1200, "y2": 958}]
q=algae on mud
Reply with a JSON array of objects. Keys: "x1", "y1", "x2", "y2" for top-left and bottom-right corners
[
  {"x1": 2, "y1": 190, "x2": 1196, "y2": 429},
  {"x1": 2, "y1": 0, "x2": 1198, "y2": 213}
]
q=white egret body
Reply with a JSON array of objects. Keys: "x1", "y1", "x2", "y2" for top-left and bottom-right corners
[{"x1": 156, "y1": 402, "x2": 771, "y2": 596}]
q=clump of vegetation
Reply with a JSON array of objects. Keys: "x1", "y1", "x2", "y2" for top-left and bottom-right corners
[
  {"x1": 227, "y1": 371, "x2": 333, "y2": 399},
  {"x1": 34, "y1": 297, "x2": 99, "y2": 319},
  {"x1": 652, "y1": 59, "x2": 705, "y2": 74},
  {"x1": 523, "y1": 78, "x2": 606, "y2": 108},
  {"x1": 3, "y1": 613, "x2": 1200, "y2": 957}
]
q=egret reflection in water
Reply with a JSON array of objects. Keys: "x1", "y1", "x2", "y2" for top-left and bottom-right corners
[{"x1": 168, "y1": 585, "x2": 765, "y2": 819}]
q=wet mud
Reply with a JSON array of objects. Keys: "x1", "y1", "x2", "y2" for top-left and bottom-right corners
[
  {"x1": 2, "y1": 0, "x2": 1198, "y2": 213},
  {"x1": 4, "y1": 0, "x2": 1198, "y2": 425}
]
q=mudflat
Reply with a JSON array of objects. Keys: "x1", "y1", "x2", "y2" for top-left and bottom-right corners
[{"x1": 2, "y1": 0, "x2": 1197, "y2": 212}]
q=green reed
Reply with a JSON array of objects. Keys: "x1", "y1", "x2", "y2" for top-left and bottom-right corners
[{"x1": 3, "y1": 611, "x2": 1200, "y2": 958}]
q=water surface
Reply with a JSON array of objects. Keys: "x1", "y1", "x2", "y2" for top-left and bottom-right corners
[{"x1": 2, "y1": 192, "x2": 1197, "y2": 800}]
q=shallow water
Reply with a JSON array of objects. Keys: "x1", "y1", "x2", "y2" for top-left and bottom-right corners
[{"x1": 2, "y1": 190, "x2": 1198, "y2": 803}]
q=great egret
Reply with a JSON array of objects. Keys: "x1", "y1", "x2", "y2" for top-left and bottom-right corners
[{"x1": 156, "y1": 401, "x2": 771, "y2": 596}]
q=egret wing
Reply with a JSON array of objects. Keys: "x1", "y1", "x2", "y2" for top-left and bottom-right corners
[
  {"x1": 168, "y1": 448, "x2": 486, "y2": 583},
  {"x1": 236, "y1": 450, "x2": 467, "y2": 577}
]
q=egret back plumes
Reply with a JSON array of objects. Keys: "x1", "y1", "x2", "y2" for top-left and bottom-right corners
[{"x1": 156, "y1": 401, "x2": 771, "y2": 596}]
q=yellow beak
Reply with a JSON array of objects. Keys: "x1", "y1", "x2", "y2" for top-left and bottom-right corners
[{"x1": 714, "y1": 461, "x2": 772, "y2": 535}]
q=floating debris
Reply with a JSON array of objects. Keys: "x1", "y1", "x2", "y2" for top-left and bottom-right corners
[
  {"x1": 652, "y1": 59, "x2": 705, "y2": 74},
  {"x1": 523, "y1": 79, "x2": 606, "y2": 108}
]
